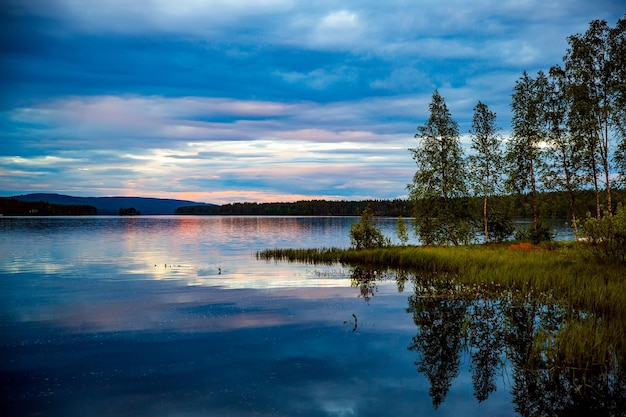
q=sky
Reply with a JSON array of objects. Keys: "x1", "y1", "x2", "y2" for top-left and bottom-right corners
[{"x1": 1, "y1": 1, "x2": 624, "y2": 205}]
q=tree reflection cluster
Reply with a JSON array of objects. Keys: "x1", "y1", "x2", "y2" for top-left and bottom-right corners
[{"x1": 349, "y1": 267, "x2": 626, "y2": 415}]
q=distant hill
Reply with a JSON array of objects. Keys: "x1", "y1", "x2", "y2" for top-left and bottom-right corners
[{"x1": 10, "y1": 193, "x2": 215, "y2": 215}]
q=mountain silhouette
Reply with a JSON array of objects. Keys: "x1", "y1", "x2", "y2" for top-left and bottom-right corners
[{"x1": 10, "y1": 193, "x2": 214, "y2": 215}]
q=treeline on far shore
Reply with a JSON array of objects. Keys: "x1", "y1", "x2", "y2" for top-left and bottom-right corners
[
  {"x1": 3, "y1": 189, "x2": 623, "y2": 218},
  {"x1": 175, "y1": 189, "x2": 625, "y2": 219},
  {"x1": 176, "y1": 199, "x2": 413, "y2": 216},
  {"x1": 0, "y1": 198, "x2": 97, "y2": 216}
]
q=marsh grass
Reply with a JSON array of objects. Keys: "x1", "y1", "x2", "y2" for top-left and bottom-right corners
[
  {"x1": 555, "y1": 315, "x2": 625, "y2": 367},
  {"x1": 257, "y1": 242, "x2": 626, "y2": 318}
]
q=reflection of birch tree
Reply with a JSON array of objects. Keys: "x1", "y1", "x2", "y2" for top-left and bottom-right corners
[
  {"x1": 407, "y1": 276, "x2": 467, "y2": 408},
  {"x1": 400, "y1": 270, "x2": 625, "y2": 412},
  {"x1": 505, "y1": 300, "x2": 626, "y2": 417},
  {"x1": 349, "y1": 266, "x2": 379, "y2": 302},
  {"x1": 505, "y1": 300, "x2": 551, "y2": 416},
  {"x1": 468, "y1": 298, "x2": 505, "y2": 402}
]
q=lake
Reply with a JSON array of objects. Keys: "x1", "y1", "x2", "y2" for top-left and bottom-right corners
[{"x1": 1, "y1": 216, "x2": 622, "y2": 416}]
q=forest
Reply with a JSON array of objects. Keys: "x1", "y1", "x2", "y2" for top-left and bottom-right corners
[
  {"x1": 0, "y1": 198, "x2": 97, "y2": 216},
  {"x1": 175, "y1": 189, "x2": 623, "y2": 219},
  {"x1": 408, "y1": 17, "x2": 625, "y2": 245},
  {"x1": 176, "y1": 199, "x2": 412, "y2": 216}
]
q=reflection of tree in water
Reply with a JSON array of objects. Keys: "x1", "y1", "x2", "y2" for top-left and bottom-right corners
[
  {"x1": 349, "y1": 266, "x2": 383, "y2": 302},
  {"x1": 505, "y1": 300, "x2": 568, "y2": 416},
  {"x1": 468, "y1": 298, "x2": 505, "y2": 402},
  {"x1": 395, "y1": 270, "x2": 409, "y2": 293},
  {"x1": 358, "y1": 269, "x2": 626, "y2": 415},
  {"x1": 407, "y1": 274, "x2": 467, "y2": 408},
  {"x1": 348, "y1": 267, "x2": 409, "y2": 298},
  {"x1": 506, "y1": 302, "x2": 626, "y2": 417}
]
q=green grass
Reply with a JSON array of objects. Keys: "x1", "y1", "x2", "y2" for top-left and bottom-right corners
[{"x1": 257, "y1": 242, "x2": 626, "y2": 318}]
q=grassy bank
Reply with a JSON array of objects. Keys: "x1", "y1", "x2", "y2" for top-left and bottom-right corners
[{"x1": 257, "y1": 242, "x2": 626, "y2": 318}]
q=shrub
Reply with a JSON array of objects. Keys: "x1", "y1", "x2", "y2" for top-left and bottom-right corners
[
  {"x1": 582, "y1": 204, "x2": 626, "y2": 264},
  {"x1": 514, "y1": 221, "x2": 553, "y2": 244},
  {"x1": 396, "y1": 215, "x2": 409, "y2": 245},
  {"x1": 487, "y1": 210, "x2": 514, "y2": 243},
  {"x1": 350, "y1": 207, "x2": 389, "y2": 249}
]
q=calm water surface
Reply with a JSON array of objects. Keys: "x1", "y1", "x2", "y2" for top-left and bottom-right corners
[{"x1": 0, "y1": 216, "x2": 619, "y2": 416}]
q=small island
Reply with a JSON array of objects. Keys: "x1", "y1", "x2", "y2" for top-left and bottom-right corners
[{"x1": 119, "y1": 207, "x2": 141, "y2": 216}]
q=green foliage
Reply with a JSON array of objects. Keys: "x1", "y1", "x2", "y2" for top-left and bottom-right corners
[
  {"x1": 506, "y1": 71, "x2": 549, "y2": 236},
  {"x1": 412, "y1": 198, "x2": 476, "y2": 246},
  {"x1": 487, "y1": 210, "x2": 514, "y2": 243},
  {"x1": 396, "y1": 215, "x2": 409, "y2": 245},
  {"x1": 409, "y1": 91, "x2": 470, "y2": 245},
  {"x1": 582, "y1": 204, "x2": 626, "y2": 264},
  {"x1": 616, "y1": 138, "x2": 626, "y2": 189},
  {"x1": 506, "y1": 71, "x2": 547, "y2": 194},
  {"x1": 543, "y1": 66, "x2": 586, "y2": 239},
  {"x1": 175, "y1": 204, "x2": 220, "y2": 214},
  {"x1": 412, "y1": 200, "x2": 445, "y2": 246},
  {"x1": 469, "y1": 101, "x2": 503, "y2": 243},
  {"x1": 454, "y1": 219, "x2": 477, "y2": 246},
  {"x1": 175, "y1": 189, "x2": 624, "y2": 222},
  {"x1": 563, "y1": 17, "x2": 626, "y2": 216},
  {"x1": 349, "y1": 207, "x2": 389, "y2": 250},
  {"x1": 514, "y1": 221, "x2": 553, "y2": 244}
]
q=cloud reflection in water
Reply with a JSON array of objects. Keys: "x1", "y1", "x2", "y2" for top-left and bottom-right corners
[{"x1": 1, "y1": 217, "x2": 517, "y2": 416}]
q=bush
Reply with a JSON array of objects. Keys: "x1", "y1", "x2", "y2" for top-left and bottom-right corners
[
  {"x1": 350, "y1": 207, "x2": 389, "y2": 249},
  {"x1": 487, "y1": 210, "x2": 514, "y2": 243},
  {"x1": 514, "y1": 221, "x2": 553, "y2": 244},
  {"x1": 396, "y1": 215, "x2": 409, "y2": 245},
  {"x1": 582, "y1": 204, "x2": 626, "y2": 264}
]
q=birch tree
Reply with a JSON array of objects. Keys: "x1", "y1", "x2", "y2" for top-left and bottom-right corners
[
  {"x1": 506, "y1": 71, "x2": 548, "y2": 235},
  {"x1": 544, "y1": 66, "x2": 585, "y2": 239},
  {"x1": 469, "y1": 101, "x2": 503, "y2": 243},
  {"x1": 409, "y1": 90, "x2": 468, "y2": 245},
  {"x1": 563, "y1": 17, "x2": 626, "y2": 216}
]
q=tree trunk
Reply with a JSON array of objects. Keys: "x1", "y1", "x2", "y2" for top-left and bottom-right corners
[
  {"x1": 568, "y1": 189, "x2": 579, "y2": 240},
  {"x1": 593, "y1": 175, "x2": 601, "y2": 219},
  {"x1": 603, "y1": 122, "x2": 612, "y2": 215},
  {"x1": 443, "y1": 197, "x2": 459, "y2": 246},
  {"x1": 441, "y1": 156, "x2": 459, "y2": 246},
  {"x1": 530, "y1": 160, "x2": 538, "y2": 233},
  {"x1": 483, "y1": 180, "x2": 489, "y2": 243},
  {"x1": 560, "y1": 149, "x2": 579, "y2": 240},
  {"x1": 589, "y1": 147, "x2": 601, "y2": 219}
]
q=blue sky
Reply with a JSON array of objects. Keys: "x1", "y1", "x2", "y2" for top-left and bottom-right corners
[{"x1": 1, "y1": 1, "x2": 624, "y2": 204}]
